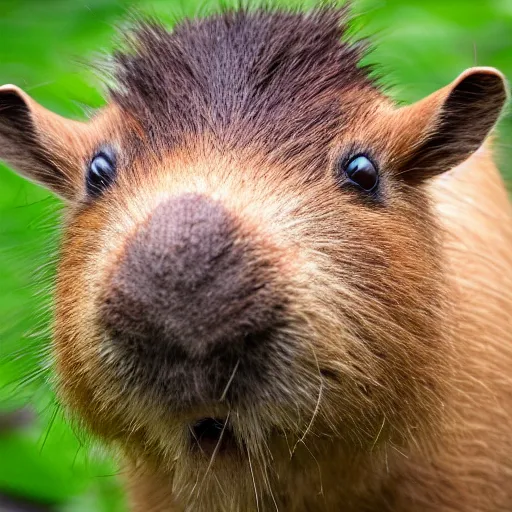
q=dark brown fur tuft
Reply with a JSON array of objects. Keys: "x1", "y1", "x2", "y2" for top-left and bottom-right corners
[{"x1": 111, "y1": 8, "x2": 374, "y2": 172}]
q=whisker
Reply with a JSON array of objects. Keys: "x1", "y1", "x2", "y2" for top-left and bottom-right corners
[
  {"x1": 38, "y1": 402, "x2": 60, "y2": 455},
  {"x1": 219, "y1": 358, "x2": 240, "y2": 402},
  {"x1": 195, "y1": 411, "x2": 231, "y2": 502},
  {"x1": 258, "y1": 447, "x2": 279, "y2": 512},
  {"x1": 371, "y1": 415, "x2": 386, "y2": 452},
  {"x1": 247, "y1": 444, "x2": 261, "y2": 512},
  {"x1": 292, "y1": 342, "x2": 324, "y2": 457}
]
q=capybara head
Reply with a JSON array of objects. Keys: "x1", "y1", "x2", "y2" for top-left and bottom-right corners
[{"x1": 0, "y1": 7, "x2": 507, "y2": 510}]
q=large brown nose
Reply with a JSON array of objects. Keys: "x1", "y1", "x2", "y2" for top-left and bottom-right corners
[{"x1": 101, "y1": 193, "x2": 280, "y2": 359}]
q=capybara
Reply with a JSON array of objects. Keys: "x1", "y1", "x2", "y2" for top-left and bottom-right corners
[{"x1": 0, "y1": 6, "x2": 511, "y2": 512}]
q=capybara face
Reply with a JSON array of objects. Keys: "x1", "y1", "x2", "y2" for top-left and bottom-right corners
[{"x1": 0, "y1": 7, "x2": 506, "y2": 510}]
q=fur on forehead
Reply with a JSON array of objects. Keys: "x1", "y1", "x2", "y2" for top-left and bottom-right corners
[{"x1": 109, "y1": 6, "x2": 379, "y2": 173}]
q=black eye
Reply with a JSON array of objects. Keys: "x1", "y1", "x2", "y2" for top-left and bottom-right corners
[
  {"x1": 343, "y1": 155, "x2": 379, "y2": 192},
  {"x1": 86, "y1": 148, "x2": 116, "y2": 197}
]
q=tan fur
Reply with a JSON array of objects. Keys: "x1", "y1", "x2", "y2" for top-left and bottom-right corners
[
  {"x1": 0, "y1": 16, "x2": 511, "y2": 511},
  {"x1": 112, "y1": 146, "x2": 512, "y2": 512},
  {"x1": 51, "y1": 110, "x2": 512, "y2": 511}
]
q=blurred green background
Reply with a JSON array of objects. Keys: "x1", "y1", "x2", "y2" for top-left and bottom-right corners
[{"x1": 0, "y1": 0, "x2": 510, "y2": 510}]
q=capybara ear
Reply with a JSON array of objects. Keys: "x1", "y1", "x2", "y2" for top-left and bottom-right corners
[
  {"x1": 392, "y1": 67, "x2": 508, "y2": 182},
  {"x1": 0, "y1": 85, "x2": 91, "y2": 200}
]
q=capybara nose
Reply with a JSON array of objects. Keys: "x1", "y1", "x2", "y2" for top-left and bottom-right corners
[{"x1": 102, "y1": 193, "x2": 280, "y2": 358}]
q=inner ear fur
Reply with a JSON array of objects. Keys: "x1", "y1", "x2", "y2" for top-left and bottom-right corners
[
  {"x1": 390, "y1": 67, "x2": 508, "y2": 182},
  {"x1": 0, "y1": 85, "x2": 92, "y2": 200}
]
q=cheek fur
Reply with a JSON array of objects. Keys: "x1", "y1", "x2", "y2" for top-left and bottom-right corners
[{"x1": 53, "y1": 167, "x2": 451, "y2": 468}]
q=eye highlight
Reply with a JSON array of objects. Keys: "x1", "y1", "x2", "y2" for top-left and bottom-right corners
[
  {"x1": 86, "y1": 147, "x2": 117, "y2": 197},
  {"x1": 341, "y1": 155, "x2": 379, "y2": 192}
]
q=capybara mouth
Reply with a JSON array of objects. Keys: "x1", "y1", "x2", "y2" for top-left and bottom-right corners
[{"x1": 190, "y1": 417, "x2": 236, "y2": 455}]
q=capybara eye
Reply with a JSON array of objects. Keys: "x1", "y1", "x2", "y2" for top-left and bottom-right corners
[
  {"x1": 86, "y1": 147, "x2": 116, "y2": 197},
  {"x1": 344, "y1": 155, "x2": 379, "y2": 192}
]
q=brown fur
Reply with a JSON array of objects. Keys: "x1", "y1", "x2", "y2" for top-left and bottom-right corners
[{"x1": 0, "y1": 7, "x2": 511, "y2": 512}]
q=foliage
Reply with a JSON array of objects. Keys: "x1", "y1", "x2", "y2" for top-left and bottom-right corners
[{"x1": 0, "y1": 0, "x2": 510, "y2": 509}]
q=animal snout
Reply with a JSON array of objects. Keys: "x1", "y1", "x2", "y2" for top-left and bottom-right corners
[{"x1": 101, "y1": 193, "x2": 281, "y2": 360}]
